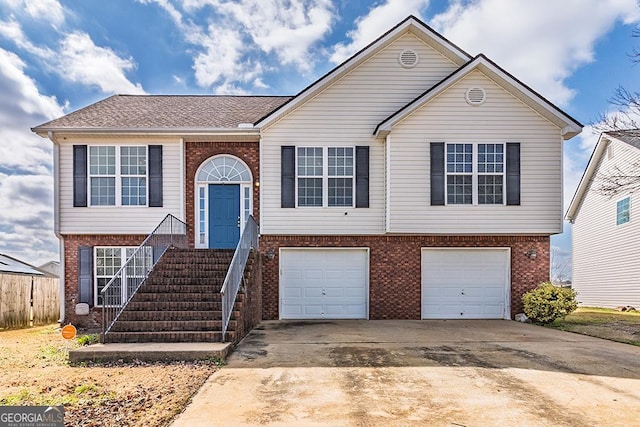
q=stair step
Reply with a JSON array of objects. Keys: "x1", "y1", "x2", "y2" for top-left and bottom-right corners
[
  {"x1": 110, "y1": 320, "x2": 237, "y2": 332},
  {"x1": 127, "y1": 301, "x2": 218, "y2": 311},
  {"x1": 103, "y1": 331, "x2": 234, "y2": 343},
  {"x1": 142, "y1": 280, "x2": 224, "y2": 289},
  {"x1": 132, "y1": 292, "x2": 219, "y2": 302},
  {"x1": 118, "y1": 310, "x2": 220, "y2": 321}
]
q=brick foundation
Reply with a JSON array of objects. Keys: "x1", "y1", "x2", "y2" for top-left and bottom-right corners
[
  {"x1": 62, "y1": 234, "x2": 146, "y2": 328},
  {"x1": 260, "y1": 235, "x2": 550, "y2": 320},
  {"x1": 184, "y1": 141, "x2": 260, "y2": 247}
]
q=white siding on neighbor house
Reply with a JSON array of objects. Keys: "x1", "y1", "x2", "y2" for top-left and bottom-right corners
[
  {"x1": 58, "y1": 136, "x2": 183, "y2": 234},
  {"x1": 260, "y1": 33, "x2": 460, "y2": 235},
  {"x1": 388, "y1": 70, "x2": 564, "y2": 234},
  {"x1": 572, "y1": 140, "x2": 640, "y2": 308}
]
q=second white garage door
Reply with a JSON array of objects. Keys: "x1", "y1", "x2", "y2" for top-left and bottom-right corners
[
  {"x1": 422, "y1": 248, "x2": 510, "y2": 319},
  {"x1": 280, "y1": 248, "x2": 369, "y2": 319}
]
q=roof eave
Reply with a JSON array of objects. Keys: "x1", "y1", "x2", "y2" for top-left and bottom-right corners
[
  {"x1": 32, "y1": 127, "x2": 260, "y2": 138},
  {"x1": 565, "y1": 133, "x2": 610, "y2": 222}
]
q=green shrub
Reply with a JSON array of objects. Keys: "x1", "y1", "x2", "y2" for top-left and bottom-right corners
[
  {"x1": 522, "y1": 282, "x2": 578, "y2": 324},
  {"x1": 76, "y1": 334, "x2": 99, "y2": 346}
]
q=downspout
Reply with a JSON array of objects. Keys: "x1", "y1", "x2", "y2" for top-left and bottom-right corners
[{"x1": 47, "y1": 131, "x2": 65, "y2": 324}]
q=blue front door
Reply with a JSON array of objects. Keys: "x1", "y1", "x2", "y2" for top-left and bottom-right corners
[{"x1": 209, "y1": 184, "x2": 240, "y2": 249}]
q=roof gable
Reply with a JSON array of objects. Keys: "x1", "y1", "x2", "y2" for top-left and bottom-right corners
[
  {"x1": 375, "y1": 54, "x2": 582, "y2": 139},
  {"x1": 254, "y1": 15, "x2": 471, "y2": 128},
  {"x1": 566, "y1": 130, "x2": 640, "y2": 221}
]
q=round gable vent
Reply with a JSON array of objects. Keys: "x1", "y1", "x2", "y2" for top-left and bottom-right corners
[
  {"x1": 465, "y1": 87, "x2": 486, "y2": 105},
  {"x1": 399, "y1": 49, "x2": 419, "y2": 68}
]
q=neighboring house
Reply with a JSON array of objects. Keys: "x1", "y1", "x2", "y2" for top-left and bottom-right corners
[
  {"x1": 0, "y1": 253, "x2": 46, "y2": 276},
  {"x1": 566, "y1": 131, "x2": 640, "y2": 308},
  {"x1": 38, "y1": 261, "x2": 61, "y2": 278},
  {"x1": 32, "y1": 16, "x2": 582, "y2": 330}
]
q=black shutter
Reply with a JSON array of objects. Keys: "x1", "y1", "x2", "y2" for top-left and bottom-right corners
[
  {"x1": 506, "y1": 143, "x2": 521, "y2": 205},
  {"x1": 78, "y1": 246, "x2": 93, "y2": 307},
  {"x1": 430, "y1": 143, "x2": 445, "y2": 206},
  {"x1": 73, "y1": 145, "x2": 87, "y2": 207},
  {"x1": 355, "y1": 146, "x2": 369, "y2": 208},
  {"x1": 281, "y1": 146, "x2": 295, "y2": 208},
  {"x1": 148, "y1": 145, "x2": 163, "y2": 207}
]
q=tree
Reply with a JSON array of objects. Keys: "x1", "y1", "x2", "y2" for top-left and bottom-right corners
[
  {"x1": 550, "y1": 247, "x2": 571, "y2": 285},
  {"x1": 591, "y1": 26, "x2": 640, "y2": 197}
]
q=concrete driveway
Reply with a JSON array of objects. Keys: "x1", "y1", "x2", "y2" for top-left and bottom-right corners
[{"x1": 171, "y1": 320, "x2": 640, "y2": 426}]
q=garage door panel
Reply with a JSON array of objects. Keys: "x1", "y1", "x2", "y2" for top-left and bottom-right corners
[
  {"x1": 280, "y1": 249, "x2": 368, "y2": 319},
  {"x1": 422, "y1": 249, "x2": 509, "y2": 320}
]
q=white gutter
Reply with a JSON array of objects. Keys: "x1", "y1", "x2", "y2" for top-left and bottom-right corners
[
  {"x1": 47, "y1": 131, "x2": 64, "y2": 324},
  {"x1": 33, "y1": 127, "x2": 261, "y2": 138}
]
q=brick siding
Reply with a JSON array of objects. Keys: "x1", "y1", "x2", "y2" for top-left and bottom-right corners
[
  {"x1": 63, "y1": 234, "x2": 146, "y2": 328},
  {"x1": 184, "y1": 141, "x2": 260, "y2": 247},
  {"x1": 260, "y1": 235, "x2": 550, "y2": 320}
]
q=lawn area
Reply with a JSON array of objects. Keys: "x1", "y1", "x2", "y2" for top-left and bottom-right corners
[
  {"x1": 547, "y1": 306, "x2": 640, "y2": 346},
  {"x1": 0, "y1": 325, "x2": 219, "y2": 426}
]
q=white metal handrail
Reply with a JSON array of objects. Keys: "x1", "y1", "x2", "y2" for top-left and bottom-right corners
[
  {"x1": 101, "y1": 214, "x2": 188, "y2": 342},
  {"x1": 220, "y1": 215, "x2": 259, "y2": 341}
]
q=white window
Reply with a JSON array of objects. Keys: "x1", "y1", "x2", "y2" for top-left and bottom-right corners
[
  {"x1": 89, "y1": 146, "x2": 147, "y2": 206},
  {"x1": 446, "y1": 143, "x2": 504, "y2": 205},
  {"x1": 94, "y1": 246, "x2": 152, "y2": 306},
  {"x1": 616, "y1": 197, "x2": 631, "y2": 225},
  {"x1": 297, "y1": 147, "x2": 354, "y2": 207}
]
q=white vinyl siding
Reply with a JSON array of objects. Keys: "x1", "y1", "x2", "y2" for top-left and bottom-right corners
[
  {"x1": 573, "y1": 140, "x2": 640, "y2": 308},
  {"x1": 260, "y1": 33, "x2": 460, "y2": 234},
  {"x1": 59, "y1": 137, "x2": 182, "y2": 234},
  {"x1": 388, "y1": 70, "x2": 564, "y2": 234}
]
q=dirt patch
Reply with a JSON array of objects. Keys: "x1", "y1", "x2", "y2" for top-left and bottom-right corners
[
  {"x1": 330, "y1": 347, "x2": 396, "y2": 367},
  {"x1": 0, "y1": 325, "x2": 218, "y2": 426}
]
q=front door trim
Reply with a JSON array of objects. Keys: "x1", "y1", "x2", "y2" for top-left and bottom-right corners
[{"x1": 194, "y1": 155, "x2": 253, "y2": 248}]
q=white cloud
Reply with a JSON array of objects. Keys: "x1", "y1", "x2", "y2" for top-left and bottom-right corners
[
  {"x1": 330, "y1": 0, "x2": 430, "y2": 64},
  {"x1": 141, "y1": 0, "x2": 335, "y2": 90},
  {"x1": 1, "y1": 0, "x2": 65, "y2": 26},
  {"x1": 430, "y1": 0, "x2": 640, "y2": 107},
  {"x1": 0, "y1": 47, "x2": 64, "y2": 264},
  {"x1": 58, "y1": 32, "x2": 146, "y2": 94},
  {"x1": 0, "y1": 18, "x2": 55, "y2": 59}
]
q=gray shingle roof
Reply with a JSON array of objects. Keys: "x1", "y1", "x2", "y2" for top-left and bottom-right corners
[
  {"x1": 33, "y1": 95, "x2": 293, "y2": 131},
  {"x1": 608, "y1": 130, "x2": 640, "y2": 150},
  {"x1": 0, "y1": 254, "x2": 44, "y2": 276}
]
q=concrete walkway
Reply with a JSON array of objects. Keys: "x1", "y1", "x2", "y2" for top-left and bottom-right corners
[
  {"x1": 171, "y1": 320, "x2": 640, "y2": 427},
  {"x1": 69, "y1": 342, "x2": 232, "y2": 363}
]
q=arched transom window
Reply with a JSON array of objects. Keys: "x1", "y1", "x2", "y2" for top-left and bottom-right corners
[{"x1": 196, "y1": 156, "x2": 251, "y2": 183}]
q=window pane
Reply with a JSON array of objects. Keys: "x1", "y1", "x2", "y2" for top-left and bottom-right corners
[
  {"x1": 617, "y1": 197, "x2": 630, "y2": 225},
  {"x1": 328, "y1": 178, "x2": 353, "y2": 206},
  {"x1": 328, "y1": 147, "x2": 354, "y2": 176},
  {"x1": 478, "y1": 175, "x2": 504, "y2": 204},
  {"x1": 297, "y1": 147, "x2": 323, "y2": 176},
  {"x1": 89, "y1": 146, "x2": 115, "y2": 175},
  {"x1": 90, "y1": 177, "x2": 116, "y2": 206},
  {"x1": 121, "y1": 146, "x2": 147, "y2": 175},
  {"x1": 447, "y1": 175, "x2": 472, "y2": 204},
  {"x1": 298, "y1": 178, "x2": 322, "y2": 206},
  {"x1": 447, "y1": 144, "x2": 473, "y2": 174},
  {"x1": 121, "y1": 177, "x2": 147, "y2": 206},
  {"x1": 478, "y1": 144, "x2": 504, "y2": 176}
]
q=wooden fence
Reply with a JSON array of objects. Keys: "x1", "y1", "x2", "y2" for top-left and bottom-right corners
[{"x1": 0, "y1": 273, "x2": 60, "y2": 328}]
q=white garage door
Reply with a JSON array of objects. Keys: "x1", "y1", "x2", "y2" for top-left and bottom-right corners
[
  {"x1": 422, "y1": 248, "x2": 510, "y2": 319},
  {"x1": 280, "y1": 248, "x2": 368, "y2": 319}
]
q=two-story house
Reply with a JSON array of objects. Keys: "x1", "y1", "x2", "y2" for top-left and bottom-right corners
[
  {"x1": 566, "y1": 131, "x2": 640, "y2": 308},
  {"x1": 33, "y1": 16, "x2": 582, "y2": 337}
]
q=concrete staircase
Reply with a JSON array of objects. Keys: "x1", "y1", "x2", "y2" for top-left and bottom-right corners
[{"x1": 103, "y1": 248, "x2": 247, "y2": 343}]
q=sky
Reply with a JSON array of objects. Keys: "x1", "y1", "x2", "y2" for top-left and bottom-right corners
[{"x1": 0, "y1": 0, "x2": 639, "y2": 268}]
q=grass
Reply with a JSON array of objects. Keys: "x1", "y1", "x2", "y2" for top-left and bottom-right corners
[{"x1": 547, "y1": 306, "x2": 640, "y2": 346}]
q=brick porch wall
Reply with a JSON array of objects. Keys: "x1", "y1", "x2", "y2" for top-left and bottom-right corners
[
  {"x1": 184, "y1": 141, "x2": 260, "y2": 247},
  {"x1": 260, "y1": 235, "x2": 550, "y2": 320},
  {"x1": 62, "y1": 234, "x2": 146, "y2": 328}
]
